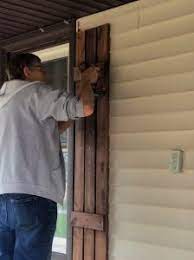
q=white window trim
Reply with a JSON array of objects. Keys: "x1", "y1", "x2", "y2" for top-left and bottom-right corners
[{"x1": 33, "y1": 43, "x2": 69, "y2": 62}]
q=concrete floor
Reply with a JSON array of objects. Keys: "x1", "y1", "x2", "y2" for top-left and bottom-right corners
[
  {"x1": 52, "y1": 252, "x2": 66, "y2": 260},
  {"x1": 52, "y1": 237, "x2": 66, "y2": 260}
]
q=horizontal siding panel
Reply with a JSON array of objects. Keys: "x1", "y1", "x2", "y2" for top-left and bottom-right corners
[
  {"x1": 110, "y1": 112, "x2": 194, "y2": 133},
  {"x1": 111, "y1": 13, "x2": 194, "y2": 50},
  {"x1": 141, "y1": 0, "x2": 194, "y2": 28},
  {"x1": 110, "y1": 222, "x2": 194, "y2": 252},
  {"x1": 77, "y1": 0, "x2": 165, "y2": 31},
  {"x1": 110, "y1": 204, "x2": 194, "y2": 231},
  {"x1": 110, "y1": 0, "x2": 194, "y2": 35},
  {"x1": 111, "y1": 52, "x2": 194, "y2": 82},
  {"x1": 110, "y1": 130, "x2": 194, "y2": 150},
  {"x1": 110, "y1": 72, "x2": 194, "y2": 99},
  {"x1": 110, "y1": 169, "x2": 194, "y2": 189},
  {"x1": 110, "y1": 186, "x2": 194, "y2": 210},
  {"x1": 111, "y1": 91, "x2": 194, "y2": 116},
  {"x1": 109, "y1": 239, "x2": 194, "y2": 259},
  {"x1": 111, "y1": 32, "x2": 194, "y2": 67},
  {"x1": 110, "y1": 150, "x2": 194, "y2": 169}
]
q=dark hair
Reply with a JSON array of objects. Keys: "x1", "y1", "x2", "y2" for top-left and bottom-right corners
[{"x1": 6, "y1": 53, "x2": 41, "y2": 80}]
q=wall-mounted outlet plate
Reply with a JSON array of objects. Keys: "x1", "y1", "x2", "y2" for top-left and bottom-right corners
[{"x1": 169, "y1": 150, "x2": 184, "y2": 174}]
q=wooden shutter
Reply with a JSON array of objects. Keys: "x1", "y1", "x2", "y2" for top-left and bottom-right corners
[{"x1": 72, "y1": 24, "x2": 110, "y2": 260}]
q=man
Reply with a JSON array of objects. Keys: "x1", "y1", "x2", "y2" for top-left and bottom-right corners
[{"x1": 0, "y1": 53, "x2": 97, "y2": 259}]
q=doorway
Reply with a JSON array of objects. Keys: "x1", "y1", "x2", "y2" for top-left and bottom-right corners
[{"x1": 34, "y1": 44, "x2": 71, "y2": 260}]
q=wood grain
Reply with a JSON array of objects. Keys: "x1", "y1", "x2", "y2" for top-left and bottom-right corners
[
  {"x1": 73, "y1": 30, "x2": 85, "y2": 260},
  {"x1": 71, "y1": 212, "x2": 104, "y2": 231},
  {"x1": 95, "y1": 24, "x2": 110, "y2": 260}
]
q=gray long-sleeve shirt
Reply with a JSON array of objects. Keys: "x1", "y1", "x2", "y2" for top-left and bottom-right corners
[{"x1": 0, "y1": 80, "x2": 84, "y2": 205}]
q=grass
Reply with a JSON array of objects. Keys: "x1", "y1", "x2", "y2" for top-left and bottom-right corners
[{"x1": 55, "y1": 213, "x2": 67, "y2": 238}]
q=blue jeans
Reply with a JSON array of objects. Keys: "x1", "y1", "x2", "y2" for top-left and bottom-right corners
[{"x1": 0, "y1": 193, "x2": 57, "y2": 260}]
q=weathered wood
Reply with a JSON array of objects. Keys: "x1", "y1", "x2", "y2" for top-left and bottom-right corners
[
  {"x1": 73, "y1": 30, "x2": 85, "y2": 260},
  {"x1": 71, "y1": 212, "x2": 104, "y2": 231},
  {"x1": 84, "y1": 28, "x2": 97, "y2": 260},
  {"x1": 73, "y1": 24, "x2": 110, "y2": 260},
  {"x1": 95, "y1": 24, "x2": 110, "y2": 260}
]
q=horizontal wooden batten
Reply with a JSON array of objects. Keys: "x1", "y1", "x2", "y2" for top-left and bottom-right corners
[{"x1": 71, "y1": 212, "x2": 104, "y2": 231}]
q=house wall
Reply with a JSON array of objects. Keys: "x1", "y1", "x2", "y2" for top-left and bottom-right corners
[{"x1": 78, "y1": 0, "x2": 194, "y2": 259}]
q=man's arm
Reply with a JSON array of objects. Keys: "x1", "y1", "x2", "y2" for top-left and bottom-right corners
[{"x1": 35, "y1": 67, "x2": 99, "y2": 122}]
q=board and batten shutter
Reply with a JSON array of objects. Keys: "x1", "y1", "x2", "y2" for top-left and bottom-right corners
[{"x1": 71, "y1": 24, "x2": 110, "y2": 260}]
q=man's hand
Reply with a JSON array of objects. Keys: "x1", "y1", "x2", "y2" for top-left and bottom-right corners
[
  {"x1": 58, "y1": 120, "x2": 73, "y2": 134},
  {"x1": 75, "y1": 66, "x2": 100, "y2": 117},
  {"x1": 74, "y1": 65, "x2": 100, "y2": 84},
  {"x1": 82, "y1": 66, "x2": 100, "y2": 84}
]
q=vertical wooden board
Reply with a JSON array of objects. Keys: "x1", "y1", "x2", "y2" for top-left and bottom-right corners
[
  {"x1": 73, "y1": 229, "x2": 84, "y2": 260},
  {"x1": 95, "y1": 24, "x2": 110, "y2": 260},
  {"x1": 73, "y1": 30, "x2": 85, "y2": 260},
  {"x1": 84, "y1": 28, "x2": 97, "y2": 260},
  {"x1": 84, "y1": 28, "x2": 97, "y2": 214}
]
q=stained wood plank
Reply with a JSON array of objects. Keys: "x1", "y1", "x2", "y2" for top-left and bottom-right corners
[
  {"x1": 95, "y1": 24, "x2": 110, "y2": 260},
  {"x1": 73, "y1": 23, "x2": 110, "y2": 260},
  {"x1": 71, "y1": 212, "x2": 104, "y2": 231},
  {"x1": 73, "y1": 30, "x2": 85, "y2": 260},
  {"x1": 84, "y1": 27, "x2": 97, "y2": 260}
]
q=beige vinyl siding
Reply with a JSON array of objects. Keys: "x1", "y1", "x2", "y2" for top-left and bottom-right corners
[{"x1": 78, "y1": 0, "x2": 194, "y2": 259}]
